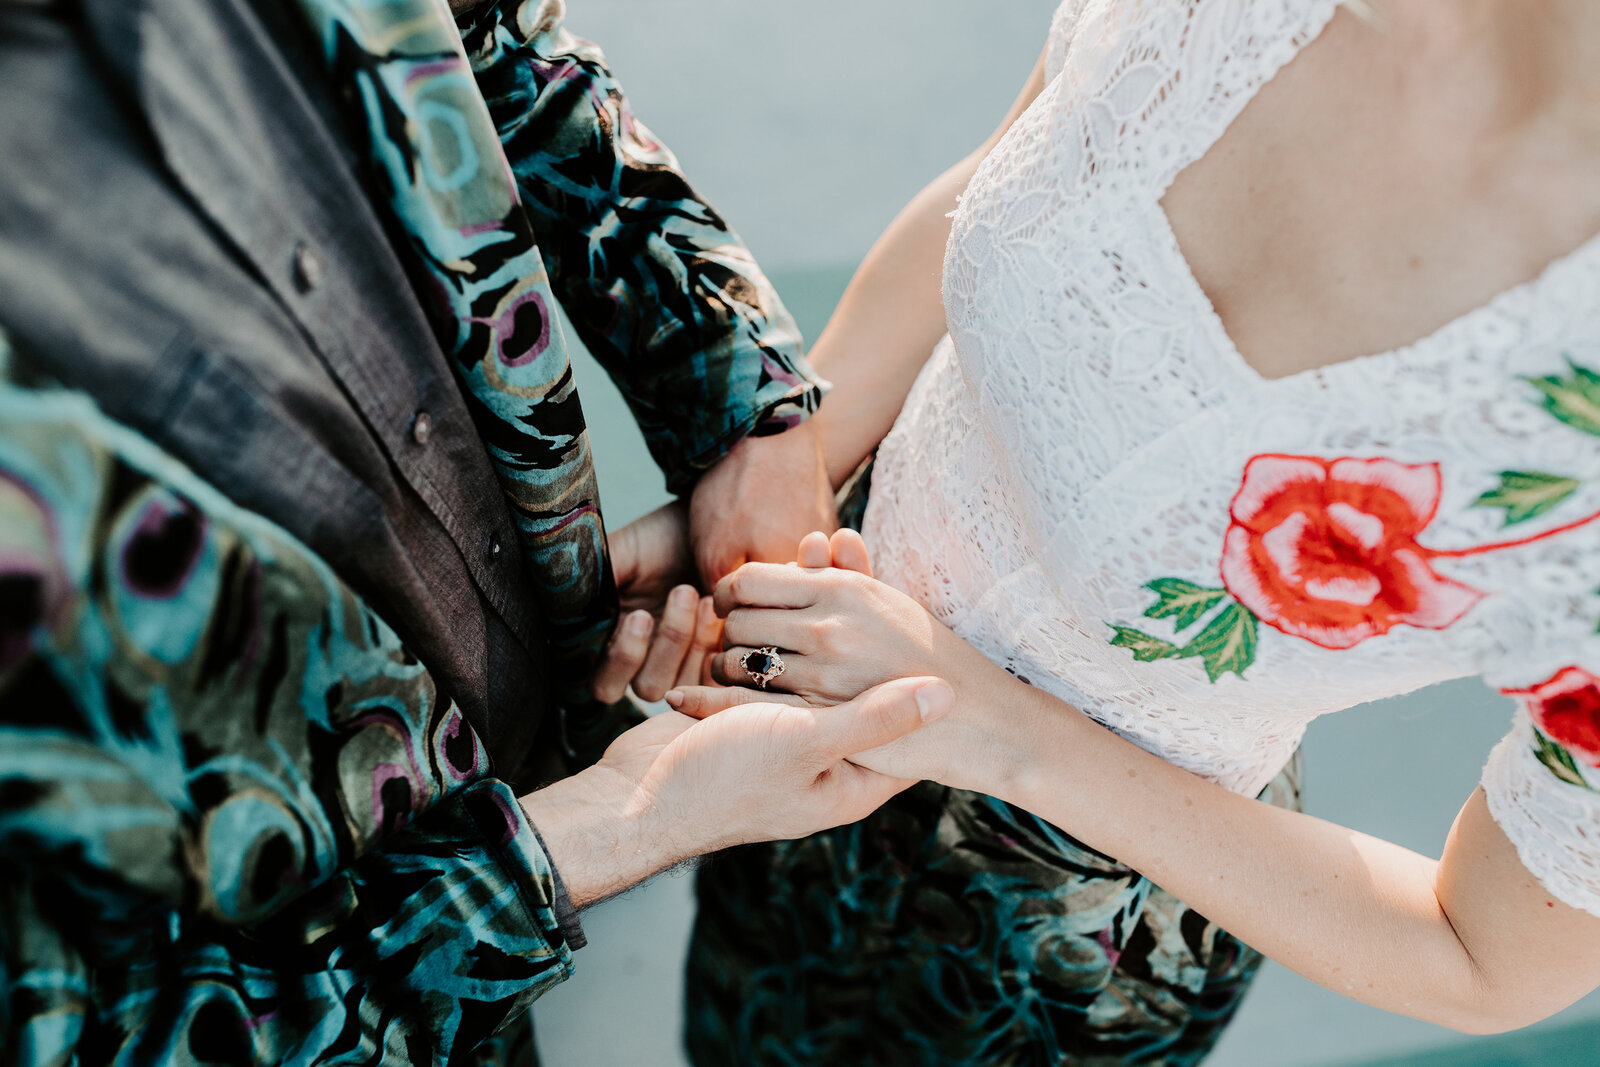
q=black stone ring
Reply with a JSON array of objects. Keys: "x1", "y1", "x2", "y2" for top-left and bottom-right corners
[{"x1": 740, "y1": 646, "x2": 787, "y2": 690}]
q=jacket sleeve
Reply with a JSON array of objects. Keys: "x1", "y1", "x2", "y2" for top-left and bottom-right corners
[
  {"x1": 0, "y1": 372, "x2": 576, "y2": 1062},
  {"x1": 459, "y1": 0, "x2": 828, "y2": 494}
]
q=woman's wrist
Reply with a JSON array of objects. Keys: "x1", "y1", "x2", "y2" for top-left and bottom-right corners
[{"x1": 949, "y1": 664, "x2": 1082, "y2": 804}]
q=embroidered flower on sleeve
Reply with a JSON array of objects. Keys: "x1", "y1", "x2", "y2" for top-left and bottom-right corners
[{"x1": 1504, "y1": 667, "x2": 1600, "y2": 788}]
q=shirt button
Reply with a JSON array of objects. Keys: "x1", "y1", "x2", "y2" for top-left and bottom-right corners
[
  {"x1": 411, "y1": 411, "x2": 433, "y2": 446},
  {"x1": 292, "y1": 243, "x2": 323, "y2": 294},
  {"x1": 489, "y1": 535, "x2": 503, "y2": 561}
]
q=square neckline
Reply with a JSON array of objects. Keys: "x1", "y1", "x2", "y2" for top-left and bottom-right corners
[{"x1": 1146, "y1": 0, "x2": 1600, "y2": 389}]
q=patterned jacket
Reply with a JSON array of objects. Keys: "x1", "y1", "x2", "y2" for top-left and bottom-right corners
[{"x1": 0, "y1": 0, "x2": 821, "y2": 1061}]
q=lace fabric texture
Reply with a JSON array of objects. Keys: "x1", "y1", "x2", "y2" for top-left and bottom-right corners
[{"x1": 862, "y1": 0, "x2": 1600, "y2": 913}]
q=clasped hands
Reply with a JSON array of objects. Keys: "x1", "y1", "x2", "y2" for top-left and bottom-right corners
[
  {"x1": 545, "y1": 426, "x2": 1030, "y2": 907},
  {"x1": 668, "y1": 528, "x2": 1034, "y2": 797},
  {"x1": 592, "y1": 423, "x2": 1031, "y2": 798}
]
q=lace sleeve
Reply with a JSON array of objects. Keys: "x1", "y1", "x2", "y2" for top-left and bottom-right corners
[
  {"x1": 1481, "y1": 641, "x2": 1600, "y2": 917},
  {"x1": 1044, "y1": 0, "x2": 1092, "y2": 83}
]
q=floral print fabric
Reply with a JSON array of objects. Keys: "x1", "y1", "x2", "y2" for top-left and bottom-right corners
[
  {"x1": 689, "y1": 765, "x2": 1303, "y2": 1066},
  {"x1": 296, "y1": 0, "x2": 822, "y2": 714},
  {"x1": 0, "y1": 378, "x2": 573, "y2": 1064}
]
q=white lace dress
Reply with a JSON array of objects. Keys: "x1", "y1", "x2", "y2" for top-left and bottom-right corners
[{"x1": 862, "y1": 0, "x2": 1600, "y2": 915}]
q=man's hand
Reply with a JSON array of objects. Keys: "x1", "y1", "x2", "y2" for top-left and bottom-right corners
[
  {"x1": 591, "y1": 504, "x2": 721, "y2": 702},
  {"x1": 688, "y1": 421, "x2": 837, "y2": 587},
  {"x1": 519, "y1": 676, "x2": 953, "y2": 907}
]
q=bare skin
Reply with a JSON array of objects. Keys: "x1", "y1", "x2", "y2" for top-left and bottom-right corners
[
  {"x1": 669, "y1": 0, "x2": 1600, "y2": 1035},
  {"x1": 523, "y1": 670, "x2": 950, "y2": 908},
  {"x1": 1163, "y1": 1, "x2": 1600, "y2": 379}
]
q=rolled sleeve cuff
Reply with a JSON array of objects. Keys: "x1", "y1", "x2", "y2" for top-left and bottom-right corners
[{"x1": 530, "y1": 825, "x2": 588, "y2": 951}]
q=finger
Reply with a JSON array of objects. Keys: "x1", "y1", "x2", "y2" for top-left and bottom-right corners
[
  {"x1": 796, "y1": 531, "x2": 831, "y2": 569},
  {"x1": 674, "y1": 597, "x2": 722, "y2": 689},
  {"x1": 829, "y1": 529, "x2": 874, "y2": 577},
  {"x1": 632, "y1": 585, "x2": 700, "y2": 702},
  {"x1": 818, "y1": 677, "x2": 952, "y2": 758},
  {"x1": 590, "y1": 610, "x2": 654, "y2": 704},
  {"x1": 712, "y1": 645, "x2": 808, "y2": 692},
  {"x1": 713, "y1": 562, "x2": 825, "y2": 617},
  {"x1": 663, "y1": 684, "x2": 809, "y2": 719},
  {"x1": 721, "y1": 607, "x2": 819, "y2": 655}
]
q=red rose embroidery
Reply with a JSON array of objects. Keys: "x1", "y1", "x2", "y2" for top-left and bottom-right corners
[
  {"x1": 1219, "y1": 455, "x2": 1483, "y2": 650},
  {"x1": 1506, "y1": 667, "x2": 1600, "y2": 767}
]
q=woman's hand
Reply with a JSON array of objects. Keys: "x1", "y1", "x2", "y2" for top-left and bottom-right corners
[
  {"x1": 671, "y1": 530, "x2": 1042, "y2": 794},
  {"x1": 707, "y1": 531, "x2": 991, "y2": 704},
  {"x1": 590, "y1": 503, "x2": 723, "y2": 703}
]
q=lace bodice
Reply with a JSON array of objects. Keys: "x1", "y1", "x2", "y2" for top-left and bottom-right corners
[{"x1": 862, "y1": 0, "x2": 1600, "y2": 914}]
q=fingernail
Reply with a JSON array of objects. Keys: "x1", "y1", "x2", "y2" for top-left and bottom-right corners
[
  {"x1": 914, "y1": 682, "x2": 953, "y2": 722},
  {"x1": 672, "y1": 585, "x2": 697, "y2": 608},
  {"x1": 629, "y1": 611, "x2": 651, "y2": 635},
  {"x1": 664, "y1": 690, "x2": 684, "y2": 707}
]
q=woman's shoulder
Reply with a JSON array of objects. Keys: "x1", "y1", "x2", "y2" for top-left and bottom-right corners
[{"x1": 1046, "y1": 0, "x2": 1341, "y2": 144}]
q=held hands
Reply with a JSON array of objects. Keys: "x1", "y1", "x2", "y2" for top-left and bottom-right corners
[
  {"x1": 590, "y1": 503, "x2": 722, "y2": 703},
  {"x1": 591, "y1": 417, "x2": 840, "y2": 704},
  {"x1": 688, "y1": 420, "x2": 838, "y2": 587},
  {"x1": 668, "y1": 530, "x2": 1040, "y2": 795},
  {"x1": 599, "y1": 675, "x2": 953, "y2": 857},
  {"x1": 709, "y1": 530, "x2": 1007, "y2": 708},
  {"x1": 524, "y1": 674, "x2": 955, "y2": 908}
]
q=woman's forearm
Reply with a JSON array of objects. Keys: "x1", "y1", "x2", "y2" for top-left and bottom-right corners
[
  {"x1": 811, "y1": 52, "x2": 1049, "y2": 488},
  {"x1": 992, "y1": 683, "x2": 1600, "y2": 1033}
]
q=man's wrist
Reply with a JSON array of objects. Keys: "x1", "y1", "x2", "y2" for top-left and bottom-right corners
[{"x1": 518, "y1": 765, "x2": 691, "y2": 909}]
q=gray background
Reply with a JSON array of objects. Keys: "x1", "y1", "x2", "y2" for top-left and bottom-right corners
[{"x1": 533, "y1": 3, "x2": 1600, "y2": 1063}]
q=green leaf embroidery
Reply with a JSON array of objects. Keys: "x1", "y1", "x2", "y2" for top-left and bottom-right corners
[
  {"x1": 1473, "y1": 470, "x2": 1582, "y2": 526},
  {"x1": 1177, "y1": 602, "x2": 1259, "y2": 682},
  {"x1": 1525, "y1": 357, "x2": 1600, "y2": 437},
  {"x1": 1141, "y1": 578, "x2": 1229, "y2": 632},
  {"x1": 1532, "y1": 728, "x2": 1594, "y2": 791},
  {"x1": 1108, "y1": 625, "x2": 1183, "y2": 662}
]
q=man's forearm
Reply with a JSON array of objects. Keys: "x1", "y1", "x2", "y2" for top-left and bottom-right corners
[{"x1": 461, "y1": 1, "x2": 824, "y2": 494}]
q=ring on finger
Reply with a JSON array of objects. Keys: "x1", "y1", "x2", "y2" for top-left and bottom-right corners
[{"x1": 739, "y1": 646, "x2": 788, "y2": 690}]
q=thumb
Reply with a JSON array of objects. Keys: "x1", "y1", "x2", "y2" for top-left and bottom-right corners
[
  {"x1": 819, "y1": 677, "x2": 952, "y2": 757},
  {"x1": 796, "y1": 531, "x2": 832, "y2": 569},
  {"x1": 665, "y1": 684, "x2": 809, "y2": 719}
]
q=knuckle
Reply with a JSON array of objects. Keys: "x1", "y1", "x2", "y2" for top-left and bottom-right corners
[
  {"x1": 813, "y1": 618, "x2": 846, "y2": 653},
  {"x1": 655, "y1": 621, "x2": 692, "y2": 647}
]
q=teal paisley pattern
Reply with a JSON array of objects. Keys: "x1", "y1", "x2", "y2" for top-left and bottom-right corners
[
  {"x1": 686, "y1": 470, "x2": 1302, "y2": 1067},
  {"x1": 296, "y1": 0, "x2": 822, "y2": 715},
  {"x1": 0, "y1": 378, "x2": 573, "y2": 1063},
  {"x1": 1, "y1": 0, "x2": 824, "y2": 1059},
  {"x1": 689, "y1": 772, "x2": 1301, "y2": 1067}
]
